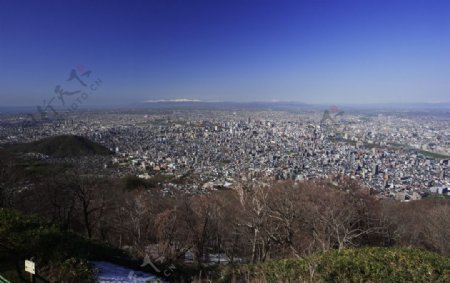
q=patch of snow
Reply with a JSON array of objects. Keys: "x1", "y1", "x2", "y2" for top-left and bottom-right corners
[
  {"x1": 91, "y1": 261, "x2": 162, "y2": 283},
  {"x1": 143, "y1": 98, "x2": 202, "y2": 103}
]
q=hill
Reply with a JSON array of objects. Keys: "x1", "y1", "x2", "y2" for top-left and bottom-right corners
[{"x1": 6, "y1": 135, "x2": 111, "y2": 157}]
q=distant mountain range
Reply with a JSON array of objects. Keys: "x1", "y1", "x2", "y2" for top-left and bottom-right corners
[
  {"x1": 1, "y1": 101, "x2": 450, "y2": 113},
  {"x1": 143, "y1": 98, "x2": 203, "y2": 103},
  {"x1": 138, "y1": 100, "x2": 311, "y2": 110},
  {"x1": 136, "y1": 100, "x2": 450, "y2": 111},
  {"x1": 338, "y1": 102, "x2": 450, "y2": 110}
]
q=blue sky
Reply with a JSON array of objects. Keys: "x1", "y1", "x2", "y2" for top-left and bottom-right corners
[{"x1": 0, "y1": 0, "x2": 449, "y2": 106}]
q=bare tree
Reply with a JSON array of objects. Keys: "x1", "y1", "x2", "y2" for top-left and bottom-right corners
[
  {"x1": 239, "y1": 185, "x2": 273, "y2": 263},
  {"x1": 383, "y1": 200, "x2": 450, "y2": 257},
  {"x1": 266, "y1": 182, "x2": 306, "y2": 258}
]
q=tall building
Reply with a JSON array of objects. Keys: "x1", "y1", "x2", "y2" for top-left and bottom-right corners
[{"x1": 373, "y1": 164, "x2": 379, "y2": 175}]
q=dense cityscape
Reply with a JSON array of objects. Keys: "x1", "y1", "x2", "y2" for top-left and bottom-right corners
[{"x1": 1, "y1": 107, "x2": 448, "y2": 200}]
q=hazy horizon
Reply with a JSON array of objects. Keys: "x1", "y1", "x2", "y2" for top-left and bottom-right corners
[{"x1": 1, "y1": 0, "x2": 449, "y2": 107}]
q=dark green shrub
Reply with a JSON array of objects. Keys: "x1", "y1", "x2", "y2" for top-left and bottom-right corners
[{"x1": 226, "y1": 247, "x2": 450, "y2": 283}]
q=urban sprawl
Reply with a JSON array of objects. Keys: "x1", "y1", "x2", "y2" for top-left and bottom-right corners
[{"x1": 1, "y1": 108, "x2": 449, "y2": 200}]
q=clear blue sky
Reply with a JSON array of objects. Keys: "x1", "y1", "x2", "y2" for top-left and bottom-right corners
[{"x1": 0, "y1": 0, "x2": 449, "y2": 106}]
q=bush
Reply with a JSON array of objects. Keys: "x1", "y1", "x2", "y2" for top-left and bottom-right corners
[
  {"x1": 225, "y1": 247, "x2": 450, "y2": 283},
  {"x1": 46, "y1": 258, "x2": 96, "y2": 283},
  {"x1": 0, "y1": 208, "x2": 47, "y2": 254},
  {"x1": 0, "y1": 208, "x2": 126, "y2": 282}
]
